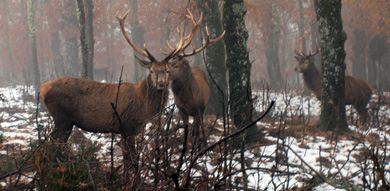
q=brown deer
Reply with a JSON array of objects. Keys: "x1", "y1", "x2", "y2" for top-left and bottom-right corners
[
  {"x1": 39, "y1": 9, "x2": 202, "y2": 164},
  {"x1": 162, "y1": 12, "x2": 225, "y2": 140},
  {"x1": 294, "y1": 34, "x2": 373, "y2": 122}
]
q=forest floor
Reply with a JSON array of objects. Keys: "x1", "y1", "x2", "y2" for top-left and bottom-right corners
[{"x1": 0, "y1": 85, "x2": 389, "y2": 190}]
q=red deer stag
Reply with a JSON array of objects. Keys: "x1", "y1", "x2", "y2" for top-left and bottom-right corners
[
  {"x1": 294, "y1": 34, "x2": 373, "y2": 122},
  {"x1": 39, "y1": 9, "x2": 200, "y2": 164},
  {"x1": 162, "y1": 11, "x2": 225, "y2": 140}
]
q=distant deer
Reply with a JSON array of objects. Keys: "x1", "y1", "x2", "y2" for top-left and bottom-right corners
[
  {"x1": 39, "y1": 9, "x2": 201, "y2": 164},
  {"x1": 294, "y1": 34, "x2": 373, "y2": 122},
  {"x1": 161, "y1": 11, "x2": 225, "y2": 140}
]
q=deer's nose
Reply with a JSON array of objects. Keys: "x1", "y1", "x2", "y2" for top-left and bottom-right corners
[{"x1": 157, "y1": 81, "x2": 166, "y2": 88}]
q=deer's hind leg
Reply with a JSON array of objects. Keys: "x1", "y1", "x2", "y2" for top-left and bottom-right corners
[
  {"x1": 51, "y1": 118, "x2": 73, "y2": 143},
  {"x1": 354, "y1": 103, "x2": 369, "y2": 124},
  {"x1": 193, "y1": 107, "x2": 206, "y2": 146}
]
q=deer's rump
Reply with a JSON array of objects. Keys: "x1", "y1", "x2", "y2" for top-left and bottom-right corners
[{"x1": 344, "y1": 76, "x2": 373, "y2": 105}]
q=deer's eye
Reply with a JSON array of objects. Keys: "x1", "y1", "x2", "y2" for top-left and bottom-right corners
[{"x1": 150, "y1": 70, "x2": 154, "y2": 73}]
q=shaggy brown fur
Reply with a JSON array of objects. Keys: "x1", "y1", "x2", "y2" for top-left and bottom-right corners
[
  {"x1": 294, "y1": 55, "x2": 373, "y2": 121},
  {"x1": 168, "y1": 57, "x2": 210, "y2": 138},
  {"x1": 40, "y1": 62, "x2": 169, "y2": 163}
]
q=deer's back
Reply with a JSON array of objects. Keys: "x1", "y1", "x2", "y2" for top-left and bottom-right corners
[
  {"x1": 345, "y1": 76, "x2": 373, "y2": 105},
  {"x1": 40, "y1": 77, "x2": 152, "y2": 135},
  {"x1": 192, "y1": 67, "x2": 210, "y2": 106}
]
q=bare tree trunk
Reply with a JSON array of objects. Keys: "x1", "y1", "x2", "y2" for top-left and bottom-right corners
[
  {"x1": 197, "y1": 0, "x2": 228, "y2": 116},
  {"x1": 352, "y1": 30, "x2": 367, "y2": 80},
  {"x1": 84, "y1": 0, "x2": 94, "y2": 80},
  {"x1": 310, "y1": 3, "x2": 321, "y2": 70},
  {"x1": 27, "y1": 0, "x2": 41, "y2": 96},
  {"x1": 77, "y1": 0, "x2": 94, "y2": 79},
  {"x1": 129, "y1": 0, "x2": 146, "y2": 83},
  {"x1": 223, "y1": 0, "x2": 253, "y2": 135},
  {"x1": 2, "y1": 0, "x2": 15, "y2": 84},
  {"x1": 265, "y1": 0, "x2": 282, "y2": 91},
  {"x1": 63, "y1": 0, "x2": 80, "y2": 77},
  {"x1": 50, "y1": 30, "x2": 64, "y2": 78},
  {"x1": 314, "y1": 0, "x2": 348, "y2": 132},
  {"x1": 298, "y1": 0, "x2": 311, "y2": 95}
]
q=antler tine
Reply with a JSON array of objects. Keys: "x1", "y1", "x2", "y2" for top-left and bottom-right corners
[
  {"x1": 161, "y1": 9, "x2": 224, "y2": 59},
  {"x1": 162, "y1": 9, "x2": 202, "y2": 60},
  {"x1": 294, "y1": 32, "x2": 309, "y2": 57},
  {"x1": 116, "y1": 10, "x2": 156, "y2": 61},
  {"x1": 179, "y1": 10, "x2": 203, "y2": 53},
  {"x1": 311, "y1": 38, "x2": 321, "y2": 56},
  {"x1": 181, "y1": 26, "x2": 226, "y2": 57}
]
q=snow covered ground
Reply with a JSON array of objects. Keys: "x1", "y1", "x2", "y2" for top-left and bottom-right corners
[{"x1": 0, "y1": 85, "x2": 389, "y2": 190}]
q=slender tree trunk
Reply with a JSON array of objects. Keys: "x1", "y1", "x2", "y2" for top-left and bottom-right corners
[
  {"x1": 310, "y1": 7, "x2": 321, "y2": 70},
  {"x1": 265, "y1": 0, "x2": 282, "y2": 91},
  {"x1": 314, "y1": 0, "x2": 348, "y2": 132},
  {"x1": 298, "y1": 0, "x2": 311, "y2": 94},
  {"x1": 352, "y1": 30, "x2": 367, "y2": 80},
  {"x1": 51, "y1": 31, "x2": 64, "y2": 78},
  {"x1": 197, "y1": 0, "x2": 228, "y2": 116},
  {"x1": 27, "y1": 0, "x2": 41, "y2": 96},
  {"x1": 84, "y1": 0, "x2": 94, "y2": 80},
  {"x1": 223, "y1": 0, "x2": 254, "y2": 135},
  {"x1": 223, "y1": 1, "x2": 253, "y2": 188},
  {"x1": 129, "y1": 0, "x2": 146, "y2": 83},
  {"x1": 63, "y1": 0, "x2": 80, "y2": 77},
  {"x1": 77, "y1": 0, "x2": 89, "y2": 79},
  {"x1": 2, "y1": 0, "x2": 15, "y2": 84}
]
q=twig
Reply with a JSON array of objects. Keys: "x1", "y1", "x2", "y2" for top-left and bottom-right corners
[
  {"x1": 284, "y1": 144, "x2": 327, "y2": 182},
  {"x1": 183, "y1": 100, "x2": 275, "y2": 188},
  {"x1": 110, "y1": 65, "x2": 124, "y2": 184},
  {"x1": 213, "y1": 167, "x2": 296, "y2": 190}
]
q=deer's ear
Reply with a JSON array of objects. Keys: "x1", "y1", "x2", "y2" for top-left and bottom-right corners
[
  {"x1": 168, "y1": 57, "x2": 182, "y2": 69},
  {"x1": 309, "y1": 56, "x2": 315, "y2": 63},
  {"x1": 135, "y1": 56, "x2": 152, "y2": 69},
  {"x1": 294, "y1": 56, "x2": 302, "y2": 62}
]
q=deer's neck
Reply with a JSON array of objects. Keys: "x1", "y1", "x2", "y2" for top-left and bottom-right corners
[
  {"x1": 302, "y1": 66, "x2": 322, "y2": 100},
  {"x1": 171, "y1": 67, "x2": 196, "y2": 98}
]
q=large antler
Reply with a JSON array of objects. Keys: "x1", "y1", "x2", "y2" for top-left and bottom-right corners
[
  {"x1": 294, "y1": 33, "x2": 320, "y2": 58},
  {"x1": 116, "y1": 10, "x2": 157, "y2": 61},
  {"x1": 161, "y1": 9, "x2": 225, "y2": 58}
]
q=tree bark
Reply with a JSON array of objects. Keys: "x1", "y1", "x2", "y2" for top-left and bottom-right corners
[
  {"x1": 27, "y1": 0, "x2": 41, "y2": 96},
  {"x1": 265, "y1": 0, "x2": 282, "y2": 91},
  {"x1": 298, "y1": 0, "x2": 311, "y2": 95},
  {"x1": 314, "y1": 0, "x2": 348, "y2": 132},
  {"x1": 352, "y1": 30, "x2": 367, "y2": 80},
  {"x1": 2, "y1": 0, "x2": 15, "y2": 83},
  {"x1": 223, "y1": 0, "x2": 254, "y2": 138},
  {"x1": 84, "y1": 0, "x2": 94, "y2": 80},
  {"x1": 77, "y1": 0, "x2": 94, "y2": 80},
  {"x1": 368, "y1": 33, "x2": 387, "y2": 89},
  {"x1": 50, "y1": 30, "x2": 64, "y2": 78},
  {"x1": 197, "y1": 0, "x2": 228, "y2": 116},
  {"x1": 129, "y1": 0, "x2": 146, "y2": 83},
  {"x1": 63, "y1": 0, "x2": 80, "y2": 77}
]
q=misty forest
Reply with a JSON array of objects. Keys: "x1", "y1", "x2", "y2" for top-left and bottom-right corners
[{"x1": 1, "y1": 0, "x2": 390, "y2": 190}]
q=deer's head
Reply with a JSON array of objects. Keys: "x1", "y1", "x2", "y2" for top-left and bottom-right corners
[
  {"x1": 117, "y1": 9, "x2": 225, "y2": 90},
  {"x1": 293, "y1": 33, "x2": 320, "y2": 74}
]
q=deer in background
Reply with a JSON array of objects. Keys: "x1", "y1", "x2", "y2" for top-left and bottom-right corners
[
  {"x1": 294, "y1": 34, "x2": 373, "y2": 122},
  {"x1": 161, "y1": 10, "x2": 225, "y2": 141},
  {"x1": 39, "y1": 9, "x2": 201, "y2": 165}
]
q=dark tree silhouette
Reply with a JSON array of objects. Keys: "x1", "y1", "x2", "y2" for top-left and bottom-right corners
[{"x1": 314, "y1": 0, "x2": 348, "y2": 132}]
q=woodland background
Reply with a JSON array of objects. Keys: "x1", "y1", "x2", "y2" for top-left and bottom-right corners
[
  {"x1": 1, "y1": 0, "x2": 389, "y2": 91},
  {"x1": 1, "y1": 0, "x2": 390, "y2": 190}
]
